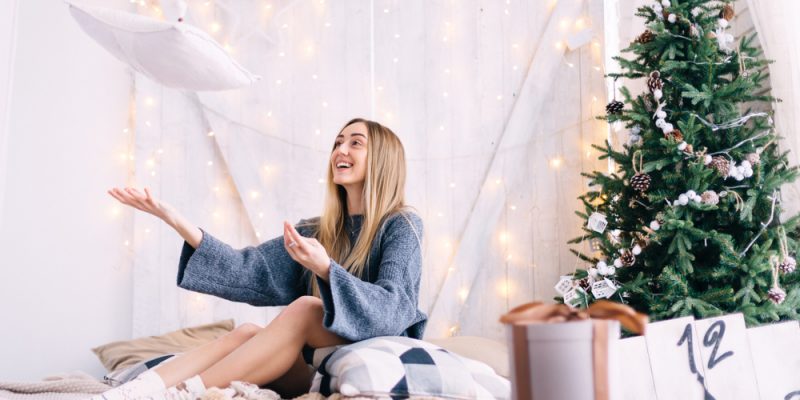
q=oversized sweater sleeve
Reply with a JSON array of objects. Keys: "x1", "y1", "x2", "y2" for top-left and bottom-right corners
[
  {"x1": 176, "y1": 220, "x2": 314, "y2": 306},
  {"x1": 316, "y1": 212, "x2": 424, "y2": 342}
]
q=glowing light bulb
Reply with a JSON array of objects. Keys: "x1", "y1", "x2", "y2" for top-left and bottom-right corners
[
  {"x1": 208, "y1": 131, "x2": 215, "y2": 136},
  {"x1": 449, "y1": 182, "x2": 456, "y2": 188},
  {"x1": 145, "y1": 97, "x2": 154, "y2": 106},
  {"x1": 458, "y1": 288, "x2": 469, "y2": 301},
  {"x1": 207, "y1": 161, "x2": 213, "y2": 166},
  {"x1": 210, "y1": 22, "x2": 221, "y2": 33},
  {"x1": 499, "y1": 231, "x2": 510, "y2": 243},
  {"x1": 550, "y1": 157, "x2": 563, "y2": 168},
  {"x1": 250, "y1": 191, "x2": 259, "y2": 199}
]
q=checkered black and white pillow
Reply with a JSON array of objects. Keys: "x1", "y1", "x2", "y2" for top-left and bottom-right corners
[{"x1": 309, "y1": 336, "x2": 510, "y2": 399}]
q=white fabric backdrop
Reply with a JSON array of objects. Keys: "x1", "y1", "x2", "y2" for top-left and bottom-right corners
[
  {"x1": 0, "y1": 0, "x2": 19, "y2": 233},
  {"x1": 745, "y1": 0, "x2": 800, "y2": 218},
  {"x1": 126, "y1": 0, "x2": 609, "y2": 340}
]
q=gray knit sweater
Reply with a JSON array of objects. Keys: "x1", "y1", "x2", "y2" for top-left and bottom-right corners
[{"x1": 177, "y1": 211, "x2": 427, "y2": 342}]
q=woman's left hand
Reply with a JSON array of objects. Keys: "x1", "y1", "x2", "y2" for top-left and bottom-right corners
[{"x1": 283, "y1": 221, "x2": 332, "y2": 281}]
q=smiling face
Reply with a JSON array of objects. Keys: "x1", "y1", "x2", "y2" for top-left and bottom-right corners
[{"x1": 331, "y1": 121, "x2": 369, "y2": 188}]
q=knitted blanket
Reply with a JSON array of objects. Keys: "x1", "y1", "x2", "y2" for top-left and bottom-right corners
[{"x1": 0, "y1": 371, "x2": 443, "y2": 400}]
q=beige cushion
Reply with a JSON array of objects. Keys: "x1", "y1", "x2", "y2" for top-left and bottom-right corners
[
  {"x1": 426, "y1": 336, "x2": 509, "y2": 378},
  {"x1": 92, "y1": 319, "x2": 235, "y2": 372}
]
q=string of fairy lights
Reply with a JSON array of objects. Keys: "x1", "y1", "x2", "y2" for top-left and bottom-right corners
[{"x1": 109, "y1": 0, "x2": 611, "y2": 336}]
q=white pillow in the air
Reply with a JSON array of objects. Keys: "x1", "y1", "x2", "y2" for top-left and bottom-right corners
[{"x1": 67, "y1": 1, "x2": 260, "y2": 91}]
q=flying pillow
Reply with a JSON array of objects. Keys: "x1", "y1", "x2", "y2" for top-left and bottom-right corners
[{"x1": 66, "y1": 1, "x2": 260, "y2": 91}]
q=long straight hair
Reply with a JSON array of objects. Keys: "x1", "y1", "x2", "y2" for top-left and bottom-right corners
[{"x1": 303, "y1": 118, "x2": 420, "y2": 298}]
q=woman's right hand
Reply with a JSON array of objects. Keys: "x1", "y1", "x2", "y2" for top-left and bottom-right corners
[{"x1": 108, "y1": 187, "x2": 176, "y2": 224}]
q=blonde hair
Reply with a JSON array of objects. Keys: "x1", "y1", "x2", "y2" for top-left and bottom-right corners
[{"x1": 302, "y1": 118, "x2": 420, "y2": 298}]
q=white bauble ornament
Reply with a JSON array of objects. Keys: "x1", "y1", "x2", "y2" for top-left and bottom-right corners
[
  {"x1": 687, "y1": 190, "x2": 697, "y2": 199},
  {"x1": 661, "y1": 123, "x2": 674, "y2": 133},
  {"x1": 656, "y1": 110, "x2": 667, "y2": 119},
  {"x1": 718, "y1": 18, "x2": 728, "y2": 28},
  {"x1": 735, "y1": 173, "x2": 744, "y2": 181},
  {"x1": 661, "y1": 0, "x2": 671, "y2": 7},
  {"x1": 607, "y1": 266, "x2": 617, "y2": 275},
  {"x1": 668, "y1": 13, "x2": 677, "y2": 23},
  {"x1": 588, "y1": 267, "x2": 599, "y2": 278},
  {"x1": 656, "y1": 118, "x2": 666, "y2": 128},
  {"x1": 632, "y1": 244, "x2": 642, "y2": 255},
  {"x1": 678, "y1": 194, "x2": 689, "y2": 205},
  {"x1": 719, "y1": 190, "x2": 728, "y2": 197},
  {"x1": 741, "y1": 160, "x2": 752, "y2": 169},
  {"x1": 744, "y1": 168, "x2": 753, "y2": 178},
  {"x1": 614, "y1": 258, "x2": 623, "y2": 268},
  {"x1": 650, "y1": 220, "x2": 661, "y2": 230},
  {"x1": 704, "y1": 155, "x2": 713, "y2": 165},
  {"x1": 654, "y1": 89, "x2": 663, "y2": 99},
  {"x1": 678, "y1": 142, "x2": 688, "y2": 151},
  {"x1": 653, "y1": 4, "x2": 663, "y2": 13},
  {"x1": 597, "y1": 260, "x2": 607, "y2": 269}
]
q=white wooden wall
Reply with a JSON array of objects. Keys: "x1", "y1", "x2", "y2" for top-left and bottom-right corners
[{"x1": 124, "y1": 0, "x2": 608, "y2": 340}]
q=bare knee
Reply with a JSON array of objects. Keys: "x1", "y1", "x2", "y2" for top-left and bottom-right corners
[
  {"x1": 228, "y1": 322, "x2": 261, "y2": 342},
  {"x1": 279, "y1": 296, "x2": 323, "y2": 324}
]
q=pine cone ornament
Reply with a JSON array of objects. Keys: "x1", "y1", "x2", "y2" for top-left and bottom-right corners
[
  {"x1": 647, "y1": 71, "x2": 663, "y2": 92},
  {"x1": 746, "y1": 152, "x2": 761, "y2": 165},
  {"x1": 768, "y1": 287, "x2": 786, "y2": 305},
  {"x1": 779, "y1": 256, "x2": 797, "y2": 274},
  {"x1": 635, "y1": 30, "x2": 655, "y2": 44},
  {"x1": 664, "y1": 129, "x2": 683, "y2": 141},
  {"x1": 710, "y1": 156, "x2": 730, "y2": 176},
  {"x1": 620, "y1": 250, "x2": 636, "y2": 267},
  {"x1": 720, "y1": 4, "x2": 735, "y2": 21},
  {"x1": 701, "y1": 190, "x2": 719, "y2": 205},
  {"x1": 630, "y1": 172, "x2": 652, "y2": 192},
  {"x1": 606, "y1": 100, "x2": 624, "y2": 116}
]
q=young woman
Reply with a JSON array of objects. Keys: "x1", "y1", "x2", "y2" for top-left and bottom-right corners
[{"x1": 97, "y1": 118, "x2": 426, "y2": 399}]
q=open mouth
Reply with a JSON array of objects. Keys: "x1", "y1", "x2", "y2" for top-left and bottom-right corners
[{"x1": 336, "y1": 162, "x2": 353, "y2": 171}]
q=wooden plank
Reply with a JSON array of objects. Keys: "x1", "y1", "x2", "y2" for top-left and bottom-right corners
[
  {"x1": 616, "y1": 336, "x2": 658, "y2": 400},
  {"x1": 747, "y1": 320, "x2": 800, "y2": 400},
  {"x1": 425, "y1": 0, "x2": 584, "y2": 339},
  {"x1": 644, "y1": 316, "x2": 708, "y2": 400},
  {"x1": 693, "y1": 314, "x2": 760, "y2": 400}
]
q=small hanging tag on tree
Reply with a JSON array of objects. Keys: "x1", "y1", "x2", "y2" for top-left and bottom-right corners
[
  {"x1": 554, "y1": 276, "x2": 575, "y2": 295},
  {"x1": 587, "y1": 212, "x2": 608, "y2": 233},
  {"x1": 591, "y1": 279, "x2": 618, "y2": 299}
]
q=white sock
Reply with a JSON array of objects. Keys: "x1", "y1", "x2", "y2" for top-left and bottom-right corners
[
  {"x1": 90, "y1": 370, "x2": 167, "y2": 400},
  {"x1": 179, "y1": 375, "x2": 207, "y2": 395}
]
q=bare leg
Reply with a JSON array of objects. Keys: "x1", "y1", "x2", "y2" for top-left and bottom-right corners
[
  {"x1": 199, "y1": 296, "x2": 351, "y2": 392},
  {"x1": 150, "y1": 323, "x2": 262, "y2": 387},
  {"x1": 262, "y1": 352, "x2": 316, "y2": 398}
]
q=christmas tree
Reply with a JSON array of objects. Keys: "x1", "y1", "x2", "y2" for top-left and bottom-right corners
[{"x1": 557, "y1": 0, "x2": 800, "y2": 326}]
